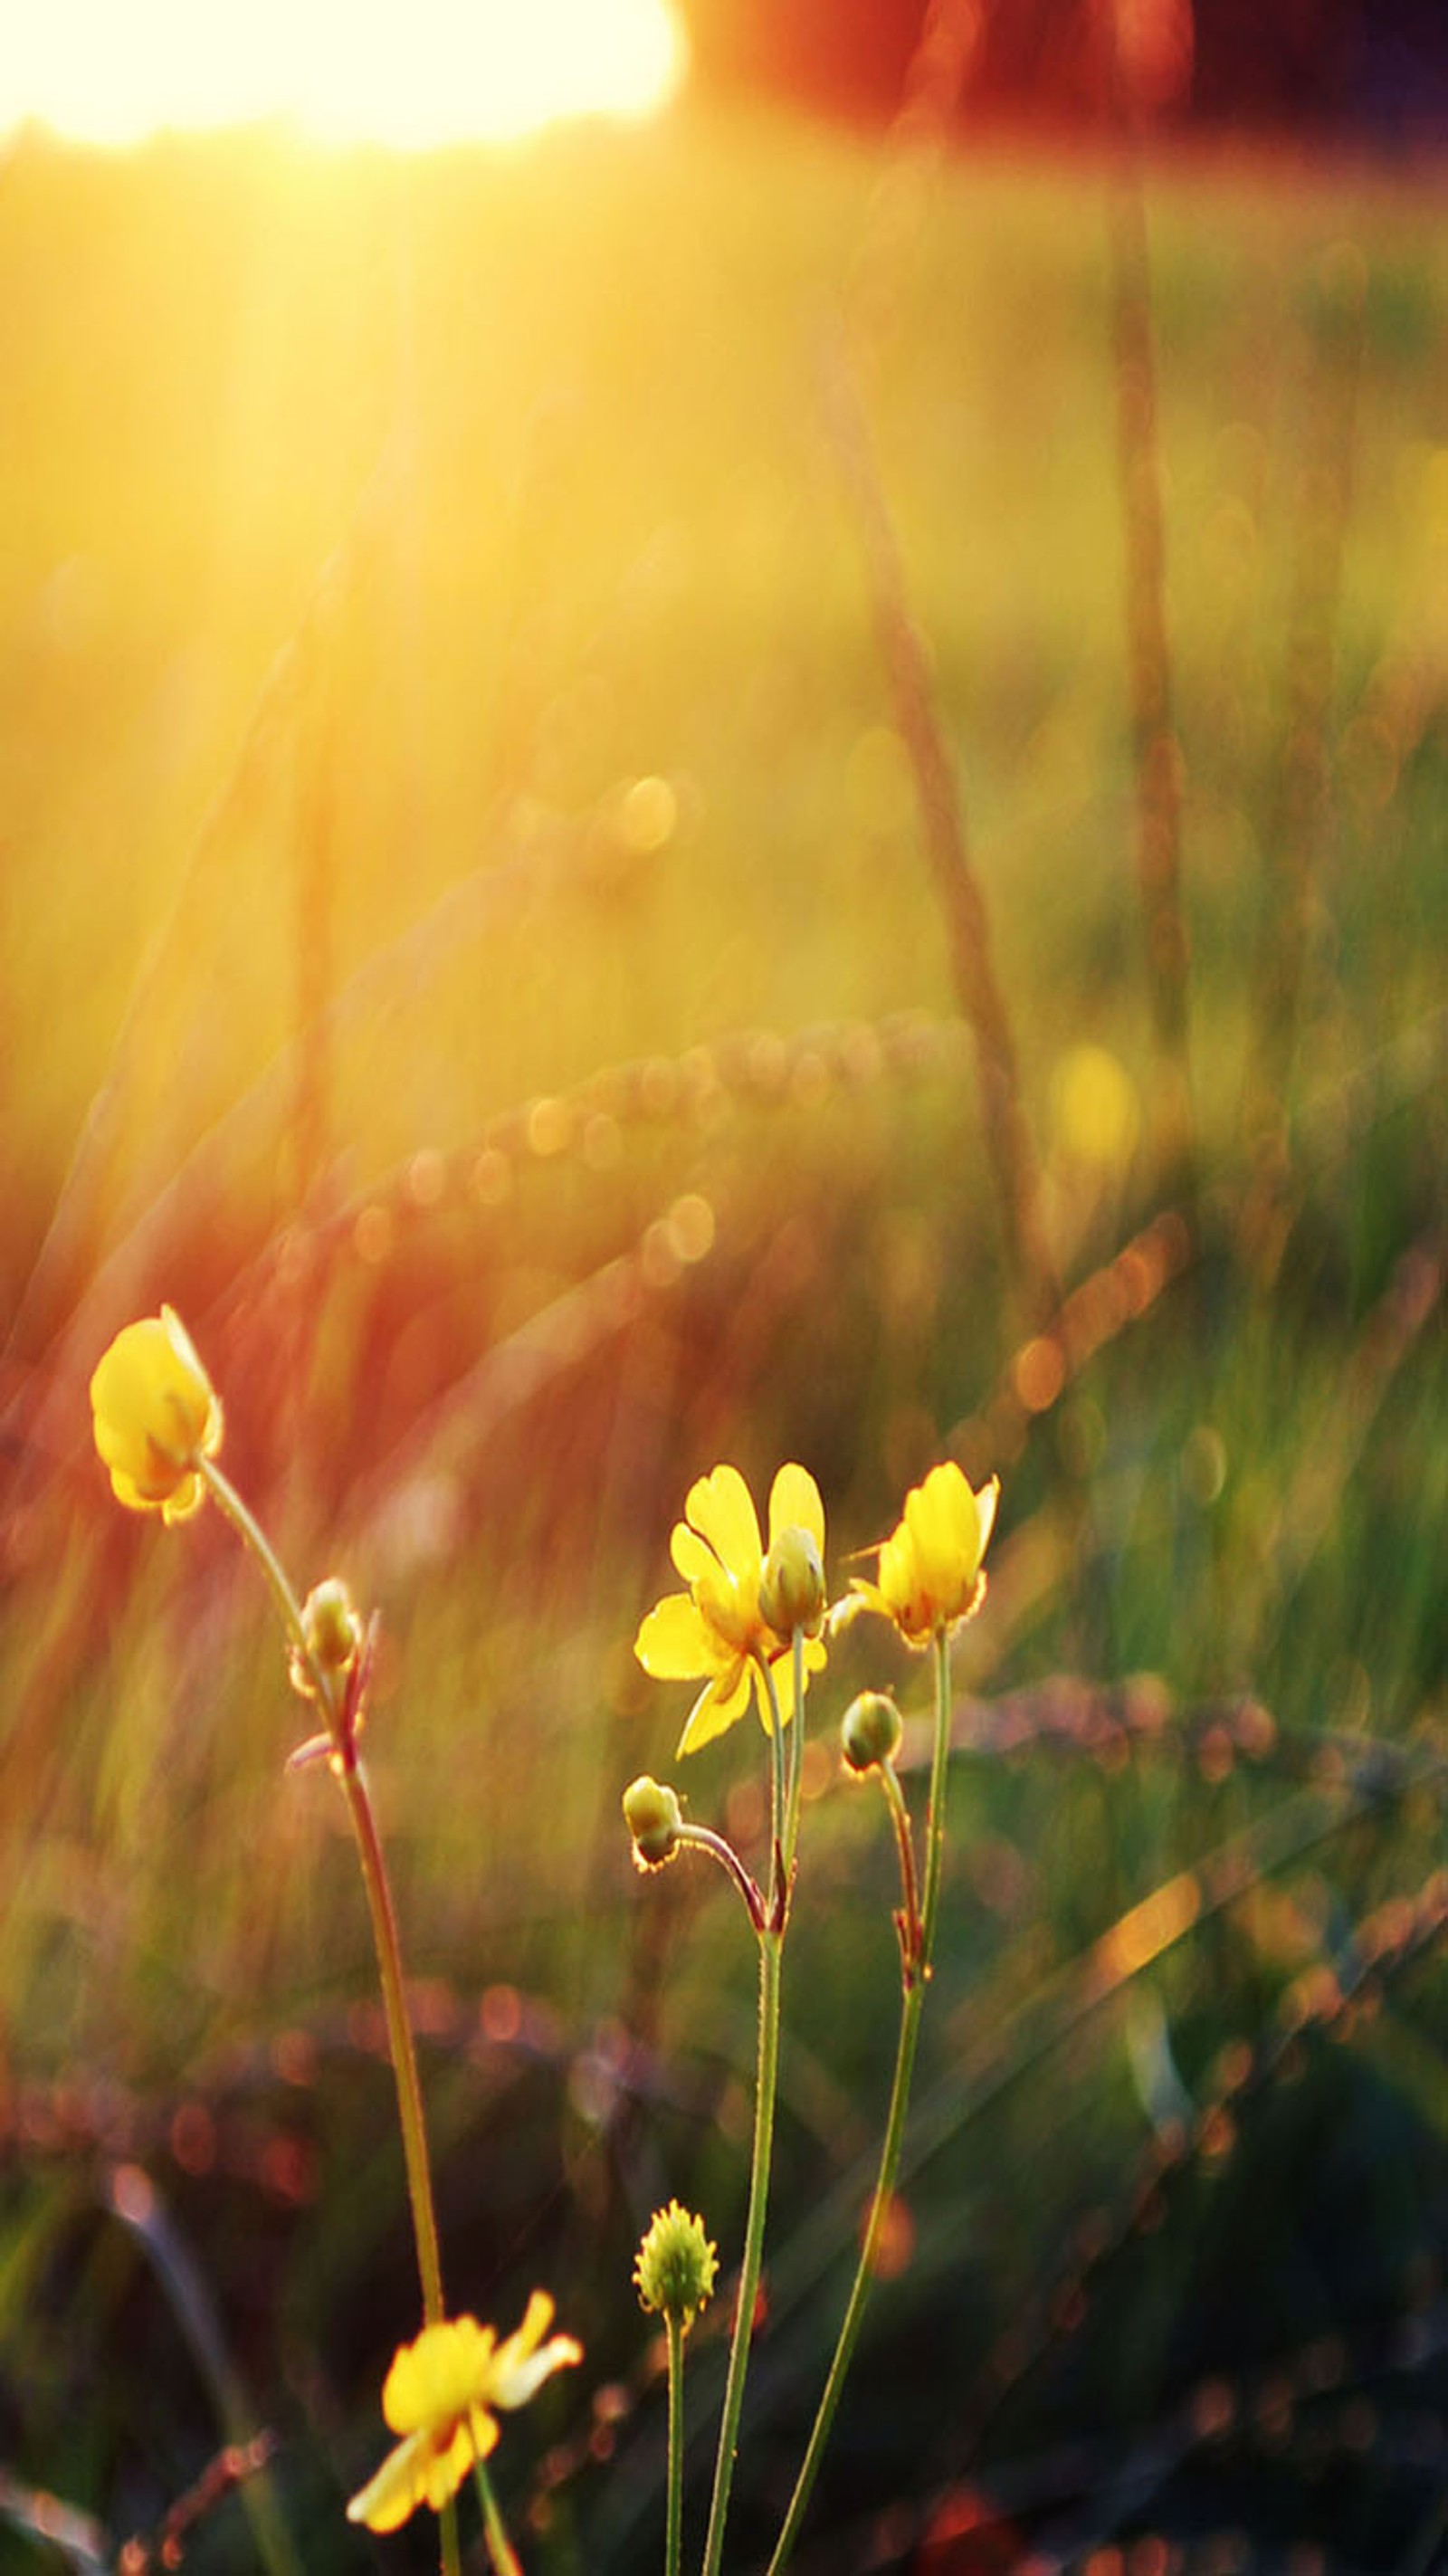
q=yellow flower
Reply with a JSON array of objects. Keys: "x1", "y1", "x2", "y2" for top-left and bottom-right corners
[
  {"x1": 89, "y1": 1306, "x2": 224, "y2": 1525},
  {"x1": 634, "y1": 1462, "x2": 828, "y2": 1757},
  {"x1": 346, "y1": 2295, "x2": 583, "y2": 2534},
  {"x1": 851, "y1": 1463, "x2": 999, "y2": 1646}
]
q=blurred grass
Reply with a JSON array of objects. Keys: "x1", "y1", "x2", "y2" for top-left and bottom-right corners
[{"x1": 2, "y1": 94, "x2": 1448, "y2": 2574}]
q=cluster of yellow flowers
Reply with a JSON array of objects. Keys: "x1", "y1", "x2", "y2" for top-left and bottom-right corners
[
  {"x1": 89, "y1": 1307, "x2": 1000, "y2": 2555},
  {"x1": 90, "y1": 1304, "x2": 999, "y2": 1686},
  {"x1": 634, "y1": 1451, "x2": 999, "y2": 1712}
]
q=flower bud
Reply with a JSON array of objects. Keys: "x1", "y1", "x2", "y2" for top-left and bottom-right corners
[
  {"x1": 290, "y1": 1577, "x2": 365, "y2": 1699},
  {"x1": 841, "y1": 1690, "x2": 903, "y2": 1774},
  {"x1": 623, "y1": 1774, "x2": 684, "y2": 1868},
  {"x1": 306, "y1": 1578, "x2": 366, "y2": 1669},
  {"x1": 758, "y1": 1523, "x2": 826, "y2": 1639},
  {"x1": 634, "y1": 2200, "x2": 719, "y2": 2326}
]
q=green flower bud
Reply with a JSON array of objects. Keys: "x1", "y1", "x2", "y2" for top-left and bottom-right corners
[
  {"x1": 634, "y1": 2200, "x2": 719, "y2": 2326},
  {"x1": 289, "y1": 1577, "x2": 366, "y2": 1700},
  {"x1": 304, "y1": 1578, "x2": 366, "y2": 1670},
  {"x1": 841, "y1": 1690, "x2": 903, "y2": 1774},
  {"x1": 758, "y1": 1523, "x2": 827, "y2": 1638},
  {"x1": 623, "y1": 1774, "x2": 684, "y2": 1868}
]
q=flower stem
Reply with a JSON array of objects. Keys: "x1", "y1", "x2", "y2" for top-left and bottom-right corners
[
  {"x1": 700, "y1": 1922, "x2": 784, "y2": 2576},
  {"x1": 764, "y1": 1626, "x2": 957, "y2": 2572},
  {"x1": 676, "y1": 1820, "x2": 767, "y2": 1932},
  {"x1": 664, "y1": 2310, "x2": 686, "y2": 2576},
  {"x1": 919, "y1": 1626, "x2": 956, "y2": 1963},
  {"x1": 757, "y1": 1649, "x2": 787, "y2": 1921},
  {"x1": 199, "y1": 1461, "x2": 458, "y2": 2576},
  {"x1": 878, "y1": 1757, "x2": 923, "y2": 1978},
  {"x1": 784, "y1": 1624, "x2": 806, "y2": 1875},
  {"x1": 472, "y1": 2460, "x2": 523, "y2": 2576},
  {"x1": 335, "y1": 1734, "x2": 448, "y2": 2328}
]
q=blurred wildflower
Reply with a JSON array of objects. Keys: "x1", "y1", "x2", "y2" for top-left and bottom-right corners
[
  {"x1": 852, "y1": 1464, "x2": 999, "y2": 1646},
  {"x1": 347, "y1": 2295, "x2": 582, "y2": 2533},
  {"x1": 89, "y1": 1306, "x2": 223, "y2": 1524},
  {"x1": 634, "y1": 2201, "x2": 719, "y2": 2327},
  {"x1": 634, "y1": 1463, "x2": 827, "y2": 1756}
]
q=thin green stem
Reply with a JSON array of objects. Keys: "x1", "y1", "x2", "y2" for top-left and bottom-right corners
[
  {"x1": 199, "y1": 1462, "x2": 322, "y2": 1697},
  {"x1": 784, "y1": 1624, "x2": 806, "y2": 1875},
  {"x1": 918, "y1": 1626, "x2": 956, "y2": 1961},
  {"x1": 757, "y1": 1649, "x2": 787, "y2": 1920},
  {"x1": 664, "y1": 2311, "x2": 686, "y2": 2576},
  {"x1": 878, "y1": 1758, "x2": 923, "y2": 1977},
  {"x1": 700, "y1": 1924, "x2": 784, "y2": 2576},
  {"x1": 764, "y1": 1625, "x2": 956, "y2": 2573},
  {"x1": 199, "y1": 1460, "x2": 458, "y2": 2576},
  {"x1": 472, "y1": 2460, "x2": 522, "y2": 2576}
]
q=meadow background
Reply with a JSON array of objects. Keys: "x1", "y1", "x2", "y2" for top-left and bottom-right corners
[{"x1": 3, "y1": 77, "x2": 1448, "y2": 2574}]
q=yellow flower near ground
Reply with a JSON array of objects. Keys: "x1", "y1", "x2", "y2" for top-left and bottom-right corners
[
  {"x1": 89, "y1": 1306, "x2": 224, "y2": 1525},
  {"x1": 851, "y1": 1462, "x2": 999, "y2": 1646},
  {"x1": 634, "y1": 1462, "x2": 827, "y2": 1756},
  {"x1": 347, "y1": 2295, "x2": 583, "y2": 2533}
]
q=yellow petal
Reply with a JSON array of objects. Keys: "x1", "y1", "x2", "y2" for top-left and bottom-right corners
[
  {"x1": 676, "y1": 1660, "x2": 750, "y2": 1756},
  {"x1": 684, "y1": 1465, "x2": 761, "y2": 1585},
  {"x1": 347, "y1": 2428, "x2": 433, "y2": 2533},
  {"x1": 634, "y1": 1593, "x2": 721, "y2": 1681},
  {"x1": 754, "y1": 1635, "x2": 828, "y2": 1731},
  {"x1": 382, "y1": 2316, "x2": 495, "y2": 2434},
  {"x1": 489, "y1": 2292, "x2": 584, "y2": 2409},
  {"x1": 348, "y1": 2414, "x2": 494, "y2": 2530},
  {"x1": 975, "y1": 1474, "x2": 1000, "y2": 1563},
  {"x1": 767, "y1": 1463, "x2": 825, "y2": 1556},
  {"x1": 670, "y1": 1522, "x2": 717, "y2": 1585},
  {"x1": 904, "y1": 1464, "x2": 980, "y2": 1607},
  {"x1": 419, "y1": 2419, "x2": 491, "y2": 2508},
  {"x1": 877, "y1": 1524, "x2": 925, "y2": 1627}
]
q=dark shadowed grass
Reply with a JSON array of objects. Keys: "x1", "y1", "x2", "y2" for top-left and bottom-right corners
[{"x1": 2, "y1": 96, "x2": 1448, "y2": 2573}]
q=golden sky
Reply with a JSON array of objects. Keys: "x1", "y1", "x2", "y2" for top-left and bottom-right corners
[{"x1": 2, "y1": 0, "x2": 686, "y2": 147}]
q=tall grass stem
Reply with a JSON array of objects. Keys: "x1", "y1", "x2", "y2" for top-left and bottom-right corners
[{"x1": 823, "y1": 336, "x2": 1058, "y2": 1334}]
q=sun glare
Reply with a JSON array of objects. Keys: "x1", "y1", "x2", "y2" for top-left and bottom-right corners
[{"x1": 1, "y1": 0, "x2": 687, "y2": 149}]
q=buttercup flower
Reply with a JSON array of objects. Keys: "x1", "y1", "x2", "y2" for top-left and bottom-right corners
[
  {"x1": 634, "y1": 1463, "x2": 828, "y2": 1756},
  {"x1": 851, "y1": 1463, "x2": 999, "y2": 1646},
  {"x1": 346, "y1": 2295, "x2": 583, "y2": 2534},
  {"x1": 90, "y1": 1306, "x2": 223, "y2": 1525}
]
